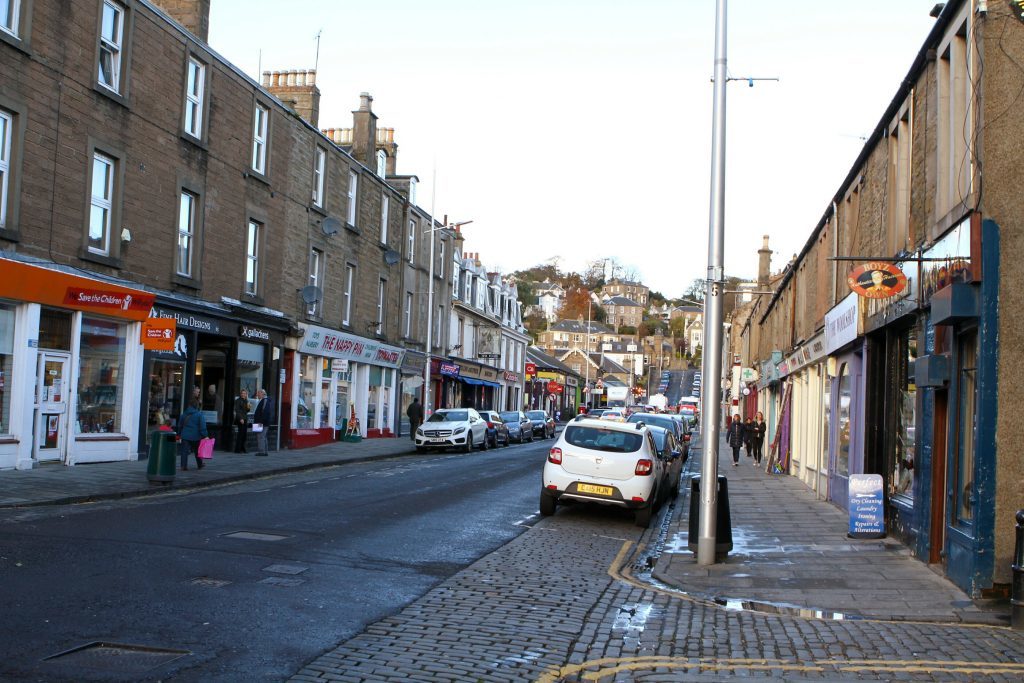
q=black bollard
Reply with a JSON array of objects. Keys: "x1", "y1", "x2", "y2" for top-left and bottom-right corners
[{"x1": 1013, "y1": 510, "x2": 1024, "y2": 630}]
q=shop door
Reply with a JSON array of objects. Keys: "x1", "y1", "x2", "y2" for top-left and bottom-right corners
[
  {"x1": 34, "y1": 353, "x2": 70, "y2": 463},
  {"x1": 829, "y1": 363, "x2": 854, "y2": 508}
]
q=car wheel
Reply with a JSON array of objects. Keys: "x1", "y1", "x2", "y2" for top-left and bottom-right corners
[
  {"x1": 463, "y1": 434, "x2": 473, "y2": 453},
  {"x1": 481, "y1": 433, "x2": 489, "y2": 450},
  {"x1": 502, "y1": 434, "x2": 510, "y2": 447},
  {"x1": 634, "y1": 504, "x2": 653, "y2": 528},
  {"x1": 539, "y1": 491, "x2": 556, "y2": 516},
  {"x1": 517, "y1": 433, "x2": 524, "y2": 444}
]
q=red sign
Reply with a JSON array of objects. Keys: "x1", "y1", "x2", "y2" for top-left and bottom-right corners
[
  {"x1": 140, "y1": 318, "x2": 177, "y2": 351},
  {"x1": 546, "y1": 381, "x2": 563, "y2": 394},
  {"x1": 847, "y1": 262, "x2": 908, "y2": 299},
  {"x1": 525, "y1": 363, "x2": 537, "y2": 377}
]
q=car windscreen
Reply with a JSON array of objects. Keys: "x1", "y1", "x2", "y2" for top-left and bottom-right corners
[
  {"x1": 564, "y1": 425, "x2": 643, "y2": 453},
  {"x1": 628, "y1": 414, "x2": 673, "y2": 431},
  {"x1": 526, "y1": 411, "x2": 546, "y2": 420},
  {"x1": 499, "y1": 412, "x2": 521, "y2": 421},
  {"x1": 429, "y1": 410, "x2": 467, "y2": 422}
]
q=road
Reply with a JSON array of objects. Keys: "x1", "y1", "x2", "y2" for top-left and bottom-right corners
[{"x1": 0, "y1": 439, "x2": 553, "y2": 681}]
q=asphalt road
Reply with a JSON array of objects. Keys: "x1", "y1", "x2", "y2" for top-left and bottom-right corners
[{"x1": 0, "y1": 438, "x2": 554, "y2": 682}]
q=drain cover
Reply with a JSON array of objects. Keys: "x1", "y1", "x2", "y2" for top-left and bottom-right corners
[
  {"x1": 44, "y1": 642, "x2": 189, "y2": 673},
  {"x1": 223, "y1": 531, "x2": 289, "y2": 541}
]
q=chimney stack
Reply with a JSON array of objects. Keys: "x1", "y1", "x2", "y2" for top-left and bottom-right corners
[
  {"x1": 151, "y1": 0, "x2": 210, "y2": 42},
  {"x1": 262, "y1": 69, "x2": 321, "y2": 128},
  {"x1": 757, "y1": 235, "x2": 773, "y2": 288},
  {"x1": 351, "y1": 92, "x2": 378, "y2": 168}
]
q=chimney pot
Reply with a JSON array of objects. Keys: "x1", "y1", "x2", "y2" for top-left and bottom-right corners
[
  {"x1": 261, "y1": 71, "x2": 271, "y2": 87},
  {"x1": 308, "y1": 69, "x2": 316, "y2": 86},
  {"x1": 359, "y1": 92, "x2": 373, "y2": 112}
]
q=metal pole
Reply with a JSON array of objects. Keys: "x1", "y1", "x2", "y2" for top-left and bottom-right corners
[
  {"x1": 585, "y1": 299, "x2": 591, "y2": 409},
  {"x1": 698, "y1": 0, "x2": 728, "y2": 566},
  {"x1": 423, "y1": 164, "x2": 438, "y2": 417}
]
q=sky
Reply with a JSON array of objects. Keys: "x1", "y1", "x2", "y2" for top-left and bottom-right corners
[{"x1": 207, "y1": 0, "x2": 939, "y2": 298}]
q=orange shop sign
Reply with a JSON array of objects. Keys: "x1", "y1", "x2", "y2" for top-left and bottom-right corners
[
  {"x1": 847, "y1": 262, "x2": 908, "y2": 300},
  {"x1": 0, "y1": 259, "x2": 155, "y2": 321},
  {"x1": 140, "y1": 318, "x2": 177, "y2": 351}
]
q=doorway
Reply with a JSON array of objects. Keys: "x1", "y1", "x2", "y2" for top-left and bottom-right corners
[{"x1": 34, "y1": 352, "x2": 71, "y2": 463}]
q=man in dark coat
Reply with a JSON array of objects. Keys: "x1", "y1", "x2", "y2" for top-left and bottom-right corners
[
  {"x1": 253, "y1": 388, "x2": 274, "y2": 456},
  {"x1": 406, "y1": 398, "x2": 424, "y2": 441},
  {"x1": 233, "y1": 389, "x2": 252, "y2": 453}
]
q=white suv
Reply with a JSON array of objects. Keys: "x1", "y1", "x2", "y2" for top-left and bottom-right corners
[
  {"x1": 415, "y1": 408, "x2": 489, "y2": 452},
  {"x1": 540, "y1": 418, "x2": 665, "y2": 527}
]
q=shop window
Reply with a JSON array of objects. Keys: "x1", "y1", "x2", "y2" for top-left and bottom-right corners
[
  {"x1": 297, "y1": 354, "x2": 317, "y2": 429},
  {"x1": 836, "y1": 363, "x2": 851, "y2": 478},
  {"x1": 892, "y1": 329, "x2": 917, "y2": 499},
  {"x1": 147, "y1": 358, "x2": 185, "y2": 434},
  {"x1": 319, "y1": 357, "x2": 331, "y2": 429},
  {"x1": 0, "y1": 301, "x2": 14, "y2": 434},
  {"x1": 77, "y1": 316, "x2": 125, "y2": 433},
  {"x1": 196, "y1": 348, "x2": 226, "y2": 427},
  {"x1": 955, "y1": 330, "x2": 978, "y2": 524},
  {"x1": 39, "y1": 307, "x2": 72, "y2": 350},
  {"x1": 237, "y1": 341, "x2": 264, "y2": 405},
  {"x1": 821, "y1": 374, "x2": 831, "y2": 475}
]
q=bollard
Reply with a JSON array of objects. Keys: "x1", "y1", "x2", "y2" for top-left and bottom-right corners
[{"x1": 1013, "y1": 510, "x2": 1024, "y2": 630}]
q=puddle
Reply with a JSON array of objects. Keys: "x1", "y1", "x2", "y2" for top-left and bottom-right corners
[
  {"x1": 613, "y1": 603, "x2": 661, "y2": 648},
  {"x1": 714, "y1": 597, "x2": 851, "y2": 620}
]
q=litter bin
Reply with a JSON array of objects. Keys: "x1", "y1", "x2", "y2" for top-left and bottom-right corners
[
  {"x1": 687, "y1": 474, "x2": 733, "y2": 557},
  {"x1": 147, "y1": 430, "x2": 178, "y2": 485}
]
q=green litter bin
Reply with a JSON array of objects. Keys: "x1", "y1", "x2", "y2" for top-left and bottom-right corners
[{"x1": 147, "y1": 430, "x2": 178, "y2": 484}]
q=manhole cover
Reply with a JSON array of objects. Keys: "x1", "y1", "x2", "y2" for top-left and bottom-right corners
[
  {"x1": 223, "y1": 531, "x2": 289, "y2": 541},
  {"x1": 263, "y1": 564, "x2": 308, "y2": 575},
  {"x1": 191, "y1": 576, "x2": 232, "y2": 588},
  {"x1": 44, "y1": 642, "x2": 189, "y2": 673},
  {"x1": 259, "y1": 576, "x2": 305, "y2": 587}
]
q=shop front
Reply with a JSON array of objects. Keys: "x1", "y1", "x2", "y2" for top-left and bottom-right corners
[
  {"x1": 499, "y1": 370, "x2": 522, "y2": 412},
  {"x1": 0, "y1": 258, "x2": 155, "y2": 470},
  {"x1": 455, "y1": 361, "x2": 500, "y2": 410},
  {"x1": 141, "y1": 302, "x2": 286, "y2": 456},
  {"x1": 776, "y1": 331, "x2": 829, "y2": 496},
  {"x1": 290, "y1": 324, "x2": 404, "y2": 446},
  {"x1": 824, "y1": 292, "x2": 866, "y2": 511},
  {"x1": 399, "y1": 350, "x2": 427, "y2": 438}
]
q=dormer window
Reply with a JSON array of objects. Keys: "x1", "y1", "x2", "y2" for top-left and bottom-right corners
[{"x1": 376, "y1": 149, "x2": 387, "y2": 178}]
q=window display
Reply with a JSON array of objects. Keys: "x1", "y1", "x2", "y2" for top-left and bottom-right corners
[
  {"x1": 0, "y1": 302, "x2": 14, "y2": 434},
  {"x1": 237, "y1": 341, "x2": 264, "y2": 401},
  {"x1": 297, "y1": 354, "x2": 317, "y2": 428},
  {"x1": 892, "y1": 329, "x2": 917, "y2": 498},
  {"x1": 77, "y1": 316, "x2": 126, "y2": 433},
  {"x1": 147, "y1": 359, "x2": 184, "y2": 434}
]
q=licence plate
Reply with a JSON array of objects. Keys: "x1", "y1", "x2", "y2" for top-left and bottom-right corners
[
  {"x1": 431, "y1": 438, "x2": 448, "y2": 443},
  {"x1": 577, "y1": 483, "x2": 613, "y2": 496}
]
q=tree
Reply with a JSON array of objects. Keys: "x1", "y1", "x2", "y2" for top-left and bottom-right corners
[
  {"x1": 684, "y1": 278, "x2": 706, "y2": 303},
  {"x1": 582, "y1": 259, "x2": 607, "y2": 290},
  {"x1": 669, "y1": 316, "x2": 688, "y2": 337},
  {"x1": 556, "y1": 287, "x2": 595, "y2": 321},
  {"x1": 617, "y1": 325, "x2": 637, "y2": 335}
]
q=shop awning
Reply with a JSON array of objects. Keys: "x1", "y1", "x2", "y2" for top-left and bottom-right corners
[{"x1": 459, "y1": 377, "x2": 501, "y2": 388}]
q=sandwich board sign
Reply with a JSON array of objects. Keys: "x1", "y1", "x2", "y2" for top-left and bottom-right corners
[{"x1": 848, "y1": 474, "x2": 885, "y2": 539}]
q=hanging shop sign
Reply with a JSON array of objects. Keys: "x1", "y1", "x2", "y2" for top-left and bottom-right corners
[
  {"x1": 847, "y1": 262, "x2": 908, "y2": 299},
  {"x1": 825, "y1": 293, "x2": 861, "y2": 355},
  {"x1": 525, "y1": 362, "x2": 537, "y2": 377},
  {"x1": 740, "y1": 367, "x2": 759, "y2": 383},
  {"x1": 476, "y1": 327, "x2": 501, "y2": 359},
  {"x1": 299, "y1": 324, "x2": 404, "y2": 368},
  {"x1": 848, "y1": 473, "x2": 886, "y2": 539},
  {"x1": 140, "y1": 317, "x2": 177, "y2": 351}
]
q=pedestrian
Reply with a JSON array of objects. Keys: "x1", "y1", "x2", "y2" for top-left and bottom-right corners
[
  {"x1": 752, "y1": 411, "x2": 767, "y2": 465},
  {"x1": 406, "y1": 398, "x2": 424, "y2": 441},
  {"x1": 233, "y1": 388, "x2": 251, "y2": 453},
  {"x1": 252, "y1": 388, "x2": 273, "y2": 456},
  {"x1": 725, "y1": 413, "x2": 745, "y2": 467},
  {"x1": 178, "y1": 399, "x2": 208, "y2": 470},
  {"x1": 743, "y1": 416, "x2": 754, "y2": 458}
]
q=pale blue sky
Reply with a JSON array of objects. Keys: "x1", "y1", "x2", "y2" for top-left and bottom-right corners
[{"x1": 208, "y1": 1, "x2": 938, "y2": 297}]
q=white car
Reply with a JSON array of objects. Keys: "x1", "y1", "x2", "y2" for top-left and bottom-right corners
[
  {"x1": 598, "y1": 408, "x2": 627, "y2": 422},
  {"x1": 415, "y1": 408, "x2": 489, "y2": 452},
  {"x1": 540, "y1": 418, "x2": 666, "y2": 527}
]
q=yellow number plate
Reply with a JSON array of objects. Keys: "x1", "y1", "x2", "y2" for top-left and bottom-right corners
[{"x1": 577, "y1": 483, "x2": 613, "y2": 496}]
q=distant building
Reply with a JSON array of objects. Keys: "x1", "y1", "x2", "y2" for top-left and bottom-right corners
[
  {"x1": 602, "y1": 278, "x2": 650, "y2": 306},
  {"x1": 534, "y1": 319, "x2": 616, "y2": 356},
  {"x1": 601, "y1": 295, "x2": 643, "y2": 329}
]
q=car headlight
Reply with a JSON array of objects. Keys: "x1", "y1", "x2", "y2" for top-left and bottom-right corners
[
  {"x1": 416, "y1": 427, "x2": 424, "y2": 435},
  {"x1": 454, "y1": 426, "x2": 466, "y2": 435}
]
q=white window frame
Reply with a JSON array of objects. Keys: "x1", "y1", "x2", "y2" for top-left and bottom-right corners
[
  {"x1": 183, "y1": 57, "x2": 205, "y2": 139},
  {"x1": 97, "y1": 1, "x2": 124, "y2": 94},
  {"x1": 245, "y1": 219, "x2": 261, "y2": 295},
  {"x1": 343, "y1": 264, "x2": 355, "y2": 326},
  {"x1": 435, "y1": 305, "x2": 443, "y2": 347},
  {"x1": 176, "y1": 190, "x2": 196, "y2": 277},
  {"x1": 404, "y1": 292, "x2": 412, "y2": 338},
  {"x1": 88, "y1": 152, "x2": 114, "y2": 255},
  {"x1": 380, "y1": 194, "x2": 389, "y2": 244},
  {"x1": 407, "y1": 219, "x2": 416, "y2": 263},
  {"x1": 308, "y1": 248, "x2": 323, "y2": 316},
  {"x1": 376, "y1": 149, "x2": 386, "y2": 178},
  {"x1": 251, "y1": 103, "x2": 269, "y2": 174},
  {"x1": 376, "y1": 278, "x2": 386, "y2": 335},
  {"x1": 312, "y1": 147, "x2": 325, "y2": 208},
  {"x1": 1, "y1": 0, "x2": 20, "y2": 38},
  {"x1": 437, "y1": 240, "x2": 445, "y2": 279},
  {"x1": 347, "y1": 171, "x2": 358, "y2": 226},
  {"x1": 452, "y1": 262, "x2": 460, "y2": 299},
  {"x1": 0, "y1": 109, "x2": 11, "y2": 228},
  {"x1": 408, "y1": 177, "x2": 417, "y2": 205}
]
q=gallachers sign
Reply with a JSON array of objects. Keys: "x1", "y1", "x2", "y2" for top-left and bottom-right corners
[{"x1": 847, "y1": 262, "x2": 908, "y2": 299}]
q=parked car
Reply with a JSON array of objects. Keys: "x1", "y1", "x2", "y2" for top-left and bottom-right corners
[
  {"x1": 479, "y1": 410, "x2": 510, "y2": 448},
  {"x1": 667, "y1": 414, "x2": 693, "y2": 460},
  {"x1": 499, "y1": 410, "x2": 534, "y2": 443},
  {"x1": 598, "y1": 408, "x2": 627, "y2": 422},
  {"x1": 626, "y1": 412, "x2": 684, "y2": 443},
  {"x1": 646, "y1": 424, "x2": 684, "y2": 499},
  {"x1": 585, "y1": 408, "x2": 609, "y2": 419},
  {"x1": 526, "y1": 410, "x2": 556, "y2": 438},
  {"x1": 414, "y1": 408, "x2": 488, "y2": 453},
  {"x1": 540, "y1": 418, "x2": 665, "y2": 527}
]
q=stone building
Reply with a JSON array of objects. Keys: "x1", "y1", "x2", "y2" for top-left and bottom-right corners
[
  {"x1": 0, "y1": 0, "x2": 454, "y2": 472},
  {"x1": 601, "y1": 295, "x2": 643, "y2": 330},
  {"x1": 601, "y1": 277, "x2": 649, "y2": 306},
  {"x1": 736, "y1": 0, "x2": 1023, "y2": 597}
]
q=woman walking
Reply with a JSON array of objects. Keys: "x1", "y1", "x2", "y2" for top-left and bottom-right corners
[
  {"x1": 752, "y1": 411, "x2": 767, "y2": 465},
  {"x1": 743, "y1": 416, "x2": 754, "y2": 458},
  {"x1": 178, "y1": 399, "x2": 209, "y2": 470},
  {"x1": 725, "y1": 413, "x2": 745, "y2": 467}
]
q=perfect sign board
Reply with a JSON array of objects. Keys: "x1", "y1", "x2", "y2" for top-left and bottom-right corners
[{"x1": 848, "y1": 474, "x2": 885, "y2": 539}]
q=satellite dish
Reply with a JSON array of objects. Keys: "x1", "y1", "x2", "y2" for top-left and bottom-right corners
[
  {"x1": 321, "y1": 217, "x2": 342, "y2": 236},
  {"x1": 300, "y1": 285, "x2": 323, "y2": 305},
  {"x1": 384, "y1": 249, "x2": 401, "y2": 265}
]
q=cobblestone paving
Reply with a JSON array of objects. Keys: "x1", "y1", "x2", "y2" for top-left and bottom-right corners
[{"x1": 290, "y1": 507, "x2": 1024, "y2": 682}]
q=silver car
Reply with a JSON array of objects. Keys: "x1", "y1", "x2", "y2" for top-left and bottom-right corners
[{"x1": 499, "y1": 410, "x2": 534, "y2": 444}]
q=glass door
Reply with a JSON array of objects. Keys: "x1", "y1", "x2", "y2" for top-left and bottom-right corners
[{"x1": 34, "y1": 352, "x2": 71, "y2": 462}]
